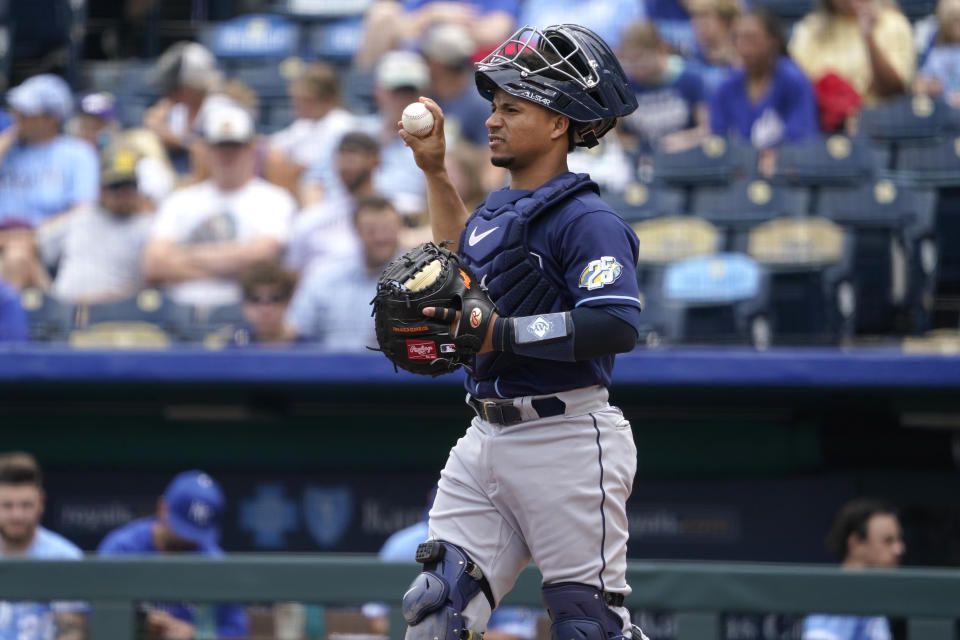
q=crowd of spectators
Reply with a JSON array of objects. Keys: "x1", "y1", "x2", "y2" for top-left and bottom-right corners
[{"x1": 0, "y1": 0, "x2": 953, "y2": 349}]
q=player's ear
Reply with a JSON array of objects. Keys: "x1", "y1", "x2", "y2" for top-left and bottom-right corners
[{"x1": 550, "y1": 115, "x2": 570, "y2": 143}]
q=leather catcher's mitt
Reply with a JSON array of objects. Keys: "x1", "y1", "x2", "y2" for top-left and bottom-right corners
[{"x1": 371, "y1": 243, "x2": 497, "y2": 376}]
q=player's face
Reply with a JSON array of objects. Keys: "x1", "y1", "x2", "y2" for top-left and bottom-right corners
[
  {"x1": 485, "y1": 89, "x2": 564, "y2": 170},
  {"x1": 851, "y1": 514, "x2": 905, "y2": 568},
  {"x1": 0, "y1": 483, "x2": 44, "y2": 547}
]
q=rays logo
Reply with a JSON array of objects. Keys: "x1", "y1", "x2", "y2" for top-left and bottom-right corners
[
  {"x1": 529, "y1": 316, "x2": 552, "y2": 339},
  {"x1": 519, "y1": 90, "x2": 551, "y2": 106},
  {"x1": 579, "y1": 257, "x2": 623, "y2": 291}
]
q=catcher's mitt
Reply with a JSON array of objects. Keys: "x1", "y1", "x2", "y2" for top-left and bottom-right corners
[{"x1": 371, "y1": 242, "x2": 497, "y2": 376}]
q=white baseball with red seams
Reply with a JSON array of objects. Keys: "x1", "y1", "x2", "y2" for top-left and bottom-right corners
[{"x1": 401, "y1": 102, "x2": 435, "y2": 137}]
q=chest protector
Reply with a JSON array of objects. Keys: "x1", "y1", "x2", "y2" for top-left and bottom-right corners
[{"x1": 458, "y1": 173, "x2": 600, "y2": 379}]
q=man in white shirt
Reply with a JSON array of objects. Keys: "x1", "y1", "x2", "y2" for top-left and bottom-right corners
[
  {"x1": 287, "y1": 196, "x2": 402, "y2": 349},
  {"x1": 38, "y1": 144, "x2": 153, "y2": 304},
  {"x1": 143, "y1": 104, "x2": 295, "y2": 309}
]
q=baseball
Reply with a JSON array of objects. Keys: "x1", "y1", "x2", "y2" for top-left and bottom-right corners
[{"x1": 402, "y1": 102, "x2": 435, "y2": 137}]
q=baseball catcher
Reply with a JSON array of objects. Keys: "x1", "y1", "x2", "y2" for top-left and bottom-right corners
[{"x1": 371, "y1": 242, "x2": 497, "y2": 376}]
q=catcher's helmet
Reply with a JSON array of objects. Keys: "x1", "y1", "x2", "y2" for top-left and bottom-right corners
[{"x1": 474, "y1": 24, "x2": 638, "y2": 148}]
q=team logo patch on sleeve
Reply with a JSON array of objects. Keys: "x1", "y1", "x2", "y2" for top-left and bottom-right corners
[{"x1": 579, "y1": 257, "x2": 624, "y2": 290}]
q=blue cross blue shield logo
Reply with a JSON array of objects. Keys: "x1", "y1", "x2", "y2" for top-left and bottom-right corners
[{"x1": 302, "y1": 486, "x2": 354, "y2": 548}]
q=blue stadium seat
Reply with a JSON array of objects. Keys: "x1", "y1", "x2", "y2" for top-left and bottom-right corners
[
  {"x1": 632, "y1": 216, "x2": 722, "y2": 292},
  {"x1": 859, "y1": 95, "x2": 960, "y2": 143},
  {"x1": 774, "y1": 135, "x2": 884, "y2": 187},
  {"x1": 653, "y1": 135, "x2": 757, "y2": 186},
  {"x1": 641, "y1": 253, "x2": 773, "y2": 348},
  {"x1": 689, "y1": 179, "x2": 811, "y2": 246},
  {"x1": 308, "y1": 15, "x2": 364, "y2": 63},
  {"x1": 892, "y1": 136, "x2": 960, "y2": 187},
  {"x1": 19, "y1": 288, "x2": 75, "y2": 341},
  {"x1": 202, "y1": 14, "x2": 299, "y2": 64},
  {"x1": 80, "y1": 289, "x2": 194, "y2": 342},
  {"x1": 602, "y1": 182, "x2": 686, "y2": 223},
  {"x1": 818, "y1": 180, "x2": 938, "y2": 333},
  {"x1": 735, "y1": 217, "x2": 856, "y2": 343}
]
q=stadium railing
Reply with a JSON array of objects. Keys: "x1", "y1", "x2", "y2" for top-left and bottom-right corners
[{"x1": 0, "y1": 556, "x2": 957, "y2": 640}]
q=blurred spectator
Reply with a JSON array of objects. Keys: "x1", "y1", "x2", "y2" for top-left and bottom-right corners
[
  {"x1": 307, "y1": 51, "x2": 428, "y2": 218},
  {"x1": 913, "y1": 0, "x2": 960, "y2": 107},
  {"x1": 618, "y1": 21, "x2": 709, "y2": 154},
  {"x1": 517, "y1": 0, "x2": 646, "y2": 51},
  {"x1": 286, "y1": 132, "x2": 380, "y2": 274},
  {"x1": 142, "y1": 104, "x2": 295, "y2": 309},
  {"x1": 234, "y1": 261, "x2": 299, "y2": 346},
  {"x1": 0, "y1": 74, "x2": 98, "y2": 291},
  {"x1": 688, "y1": 0, "x2": 742, "y2": 97},
  {"x1": 189, "y1": 79, "x2": 262, "y2": 186},
  {"x1": 98, "y1": 470, "x2": 248, "y2": 640},
  {"x1": 789, "y1": 0, "x2": 915, "y2": 118},
  {"x1": 266, "y1": 62, "x2": 356, "y2": 203},
  {"x1": 287, "y1": 197, "x2": 402, "y2": 348},
  {"x1": 354, "y1": 0, "x2": 518, "y2": 70},
  {"x1": 0, "y1": 452, "x2": 86, "y2": 640},
  {"x1": 37, "y1": 145, "x2": 153, "y2": 305},
  {"x1": 422, "y1": 24, "x2": 491, "y2": 148},
  {"x1": 801, "y1": 498, "x2": 904, "y2": 640},
  {"x1": 69, "y1": 92, "x2": 120, "y2": 151},
  {"x1": 0, "y1": 279, "x2": 28, "y2": 342},
  {"x1": 710, "y1": 8, "x2": 818, "y2": 164},
  {"x1": 143, "y1": 42, "x2": 220, "y2": 175}
]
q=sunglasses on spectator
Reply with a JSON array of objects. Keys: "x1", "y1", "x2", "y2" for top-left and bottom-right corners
[{"x1": 244, "y1": 294, "x2": 288, "y2": 304}]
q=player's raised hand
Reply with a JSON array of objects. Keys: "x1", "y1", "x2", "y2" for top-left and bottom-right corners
[{"x1": 398, "y1": 97, "x2": 447, "y2": 175}]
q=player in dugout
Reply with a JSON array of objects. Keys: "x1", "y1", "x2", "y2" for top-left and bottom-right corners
[{"x1": 392, "y1": 22, "x2": 648, "y2": 640}]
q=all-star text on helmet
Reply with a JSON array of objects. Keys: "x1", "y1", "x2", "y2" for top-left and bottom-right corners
[{"x1": 474, "y1": 24, "x2": 638, "y2": 148}]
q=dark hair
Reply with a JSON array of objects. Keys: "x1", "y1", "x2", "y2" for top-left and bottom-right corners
[
  {"x1": 741, "y1": 6, "x2": 788, "y2": 56},
  {"x1": 0, "y1": 452, "x2": 42, "y2": 487},
  {"x1": 826, "y1": 498, "x2": 898, "y2": 559},
  {"x1": 240, "y1": 261, "x2": 297, "y2": 301},
  {"x1": 353, "y1": 195, "x2": 398, "y2": 225},
  {"x1": 337, "y1": 131, "x2": 380, "y2": 154}
]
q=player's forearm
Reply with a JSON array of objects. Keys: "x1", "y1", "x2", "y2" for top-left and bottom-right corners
[
  {"x1": 491, "y1": 307, "x2": 639, "y2": 361},
  {"x1": 424, "y1": 170, "x2": 471, "y2": 249}
]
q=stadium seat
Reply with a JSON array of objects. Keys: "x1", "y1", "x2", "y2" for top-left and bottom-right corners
[
  {"x1": 898, "y1": 0, "x2": 938, "y2": 21},
  {"x1": 632, "y1": 216, "x2": 722, "y2": 290},
  {"x1": 738, "y1": 217, "x2": 857, "y2": 343},
  {"x1": 774, "y1": 135, "x2": 884, "y2": 187},
  {"x1": 202, "y1": 14, "x2": 299, "y2": 66},
  {"x1": 892, "y1": 135, "x2": 960, "y2": 187},
  {"x1": 818, "y1": 180, "x2": 938, "y2": 333},
  {"x1": 689, "y1": 179, "x2": 811, "y2": 244},
  {"x1": 859, "y1": 95, "x2": 960, "y2": 143},
  {"x1": 308, "y1": 15, "x2": 364, "y2": 63},
  {"x1": 79, "y1": 289, "x2": 194, "y2": 341},
  {"x1": 641, "y1": 252, "x2": 773, "y2": 348},
  {"x1": 602, "y1": 182, "x2": 686, "y2": 223},
  {"x1": 19, "y1": 288, "x2": 76, "y2": 341},
  {"x1": 653, "y1": 135, "x2": 757, "y2": 186},
  {"x1": 762, "y1": 0, "x2": 814, "y2": 22}
]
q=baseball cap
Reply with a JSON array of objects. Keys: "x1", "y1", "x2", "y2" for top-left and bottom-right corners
[
  {"x1": 5, "y1": 74, "x2": 74, "y2": 121},
  {"x1": 203, "y1": 103, "x2": 254, "y2": 144},
  {"x1": 376, "y1": 51, "x2": 430, "y2": 90},
  {"x1": 100, "y1": 145, "x2": 141, "y2": 187},
  {"x1": 163, "y1": 470, "x2": 224, "y2": 548},
  {"x1": 422, "y1": 24, "x2": 475, "y2": 67},
  {"x1": 79, "y1": 92, "x2": 117, "y2": 120}
]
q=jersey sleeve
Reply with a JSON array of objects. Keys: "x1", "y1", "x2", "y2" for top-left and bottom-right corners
[{"x1": 558, "y1": 209, "x2": 642, "y2": 310}]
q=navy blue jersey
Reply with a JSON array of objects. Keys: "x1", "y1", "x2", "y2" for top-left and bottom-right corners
[{"x1": 460, "y1": 172, "x2": 642, "y2": 398}]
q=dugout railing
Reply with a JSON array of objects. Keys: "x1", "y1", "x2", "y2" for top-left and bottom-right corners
[{"x1": 0, "y1": 556, "x2": 958, "y2": 640}]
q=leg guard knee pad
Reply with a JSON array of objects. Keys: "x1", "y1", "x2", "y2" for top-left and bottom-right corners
[
  {"x1": 402, "y1": 541, "x2": 494, "y2": 640},
  {"x1": 542, "y1": 583, "x2": 629, "y2": 640}
]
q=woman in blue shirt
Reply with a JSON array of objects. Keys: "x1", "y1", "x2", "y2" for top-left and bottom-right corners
[{"x1": 709, "y1": 8, "x2": 819, "y2": 151}]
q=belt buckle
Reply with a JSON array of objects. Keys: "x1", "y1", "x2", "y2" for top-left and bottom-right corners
[{"x1": 481, "y1": 401, "x2": 501, "y2": 424}]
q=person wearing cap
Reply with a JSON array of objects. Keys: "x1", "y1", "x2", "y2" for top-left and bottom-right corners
[
  {"x1": 0, "y1": 74, "x2": 99, "y2": 290},
  {"x1": 70, "y1": 92, "x2": 120, "y2": 151},
  {"x1": 143, "y1": 42, "x2": 221, "y2": 175},
  {"x1": 142, "y1": 103, "x2": 295, "y2": 309},
  {"x1": 266, "y1": 62, "x2": 357, "y2": 204},
  {"x1": 97, "y1": 471, "x2": 248, "y2": 640},
  {"x1": 303, "y1": 51, "x2": 429, "y2": 218},
  {"x1": 35, "y1": 144, "x2": 153, "y2": 304}
]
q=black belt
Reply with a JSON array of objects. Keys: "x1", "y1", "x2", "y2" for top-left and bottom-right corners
[{"x1": 468, "y1": 395, "x2": 567, "y2": 426}]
